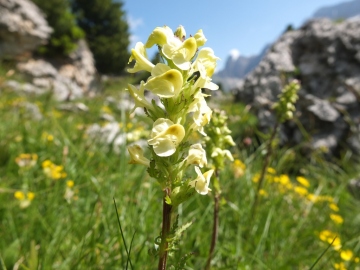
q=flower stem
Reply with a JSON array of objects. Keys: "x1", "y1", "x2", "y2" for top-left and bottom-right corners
[
  {"x1": 251, "y1": 122, "x2": 279, "y2": 218},
  {"x1": 205, "y1": 189, "x2": 220, "y2": 270},
  {"x1": 158, "y1": 188, "x2": 172, "y2": 270}
]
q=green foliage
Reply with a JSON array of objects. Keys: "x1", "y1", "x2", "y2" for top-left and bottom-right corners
[
  {"x1": 72, "y1": 0, "x2": 130, "y2": 74},
  {"x1": 0, "y1": 66, "x2": 360, "y2": 268},
  {"x1": 32, "y1": 0, "x2": 84, "y2": 56}
]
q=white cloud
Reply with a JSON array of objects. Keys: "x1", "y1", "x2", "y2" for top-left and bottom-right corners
[{"x1": 127, "y1": 15, "x2": 143, "y2": 31}]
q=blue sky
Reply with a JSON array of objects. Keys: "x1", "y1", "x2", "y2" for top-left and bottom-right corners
[{"x1": 123, "y1": 0, "x2": 344, "y2": 70}]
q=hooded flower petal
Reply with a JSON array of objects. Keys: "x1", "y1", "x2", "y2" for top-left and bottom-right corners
[
  {"x1": 145, "y1": 26, "x2": 174, "y2": 48},
  {"x1": 162, "y1": 37, "x2": 197, "y2": 70},
  {"x1": 128, "y1": 144, "x2": 150, "y2": 166},
  {"x1": 126, "y1": 82, "x2": 152, "y2": 113},
  {"x1": 145, "y1": 66, "x2": 183, "y2": 98},
  {"x1": 186, "y1": 143, "x2": 207, "y2": 167},
  {"x1": 128, "y1": 42, "x2": 154, "y2": 73},
  {"x1": 194, "y1": 29, "x2": 207, "y2": 47},
  {"x1": 189, "y1": 166, "x2": 213, "y2": 195},
  {"x1": 148, "y1": 118, "x2": 185, "y2": 157},
  {"x1": 174, "y1": 25, "x2": 186, "y2": 41}
]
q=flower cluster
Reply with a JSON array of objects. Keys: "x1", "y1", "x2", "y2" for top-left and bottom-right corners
[
  {"x1": 127, "y1": 25, "x2": 220, "y2": 203},
  {"x1": 272, "y1": 80, "x2": 300, "y2": 123},
  {"x1": 42, "y1": 160, "x2": 67, "y2": 180},
  {"x1": 15, "y1": 153, "x2": 38, "y2": 168},
  {"x1": 204, "y1": 109, "x2": 235, "y2": 170},
  {"x1": 14, "y1": 190, "x2": 35, "y2": 208}
]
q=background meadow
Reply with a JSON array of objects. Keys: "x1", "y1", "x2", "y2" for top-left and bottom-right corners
[{"x1": 0, "y1": 63, "x2": 360, "y2": 270}]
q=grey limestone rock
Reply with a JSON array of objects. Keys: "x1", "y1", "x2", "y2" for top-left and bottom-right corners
[
  {"x1": 234, "y1": 17, "x2": 360, "y2": 156},
  {"x1": 0, "y1": 0, "x2": 52, "y2": 59}
]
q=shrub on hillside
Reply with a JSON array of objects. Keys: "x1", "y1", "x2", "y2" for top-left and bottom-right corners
[
  {"x1": 32, "y1": 0, "x2": 85, "y2": 56},
  {"x1": 71, "y1": 0, "x2": 130, "y2": 74}
]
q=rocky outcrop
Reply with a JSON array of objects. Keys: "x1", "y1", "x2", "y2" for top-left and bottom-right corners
[
  {"x1": 0, "y1": 0, "x2": 52, "y2": 59},
  {"x1": 234, "y1": 18, "x2": 360, "y2": 156},
  {"x1": 0, "y1": 0, "x2": 99, "y2": 100}
]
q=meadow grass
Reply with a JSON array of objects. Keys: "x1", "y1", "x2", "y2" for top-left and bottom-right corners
[{"x1": 0, "y1": 69, "x2": 359, "y2": 269}]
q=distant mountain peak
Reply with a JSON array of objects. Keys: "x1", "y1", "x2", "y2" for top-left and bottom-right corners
[{"x1": 312, "y1": 0, "x2": 360, "y2": 20}]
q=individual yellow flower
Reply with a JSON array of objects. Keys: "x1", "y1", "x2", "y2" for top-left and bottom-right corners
[
  {"x1": 127, "y1": 144, "x2": 150, "y2": 166},
  {"x1": 27, "y1": 192, "x2": 35, "y2": 201},
  {"x1": 294, "y1": 186, "x2": 308, "y2": 196},
  {"x1": 189, "y1": 96, "x2": 213, "y2": 135},
  {"x1": 330, "y1": 214, "x2": 344, "y2": 224},
  {"x1": 354, "y1": 257, "x2": 359, "y2": 263},
  {"x1": 296, "y1": 176, "x2": 310, "y2": 187},
  {"x1": 162, "y1": 36, "x2": 198, "y2": 70},
  {"x1": 145, "y1": 25, "x2": 174, "y2": 48},
  {"x1": 259, "y1": 189, "x2": 268, "y2": 197},
  {"x1": 334, "y1": 262, "x2": 347, "y2": 270},
  {"x1": 252, "y1": 173, "x2": 260, "y2": 183},
  {"x1": 193, "y1": 29, "x2": 207, "y2": 47},
  {"x1": 189, "y1": 166, "x2": 213, "y2": 195},
  {"x1": 267, "y1": 167, "x2": 276, "y2": 174},
  {"x1": 279, "y1": 174, "x2": 290, "y2": 186},
  {"x1": 340, "y1": 249, "x2": 353, "y2": 261},
  {"x1": 127, "y1": 42, "x2": 154, "y2": 73},
  {"x1": 174, "y1": 25, "x2": 186, "y2": 41},
  {"x1": 148, "y1": 118, "x2": 185, "y2": 157},
  {"x1": 14, "y1": 191, "x2": 25, "y2": 200},
  {"x1": 42, "y1": 159, "x2": 52, "y2": 168},
  {"x1": 329, "y1": 203, "x2": 340, "y2": 212},
  {"x1": 66, "y1": 180, "x2": 75, "y2": 188},
  {"x1": 144, "y1": 64, "x2": 183, "y2": 98},
  {"x1": 126, "y1": 82, "x2": 152, "y2": 113},
  {"x1": 192, "y1": 47, "x2": 219, "y2": 78},
  {"x1": 185, "y1": 143, "x2": 207, "y2": 168}
]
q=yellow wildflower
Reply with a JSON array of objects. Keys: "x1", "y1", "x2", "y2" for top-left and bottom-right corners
[
  {"x1": 294, "y1": 186, "x2": 308, "y2": 196},
  {"x1": 330, "y1": 214, "x2": 344, "y2": 225},
  {"x1": 27, "y1": 192, "x2": 35, "y2": 201},
  {"x1": 279, "y1": 174, "x2": 290, "y2": 185},
  {"x1": 355, "y1": 257, "x2": 359, "y2": 263},
  {"x1": 340, "y1": 250, "x2": 353, "y2": 261},
  {"x1": 334, "y1": 262, "x2": 347, "y2": 270},
  {"x1": 259, "y1": 189, "x2": 268, "y2": 197},
  {"x1": 329, "y1": 203, "x2": 340, "y2": 212},
  {"x1": 14, "y1": 191, "x2": 25, "y2": 200},
  {"x1": 267, "y1": 167, "x2": 276, "y2": 174},
  {"x1": 319, "y1": 230, "x2": 342, "y2": 250},
  {"x1": 252, "y1": 173, "x2": 260, "y2": 183},
  {"x1": 66, "y1": 180, "x2": 75, "y2": 188},
  {"x1": 42, "y1": 160, "x2": 52, "y2": 168},
  {"x1": 296, "y1": 176, "x2": 310, "y2": 187}
]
